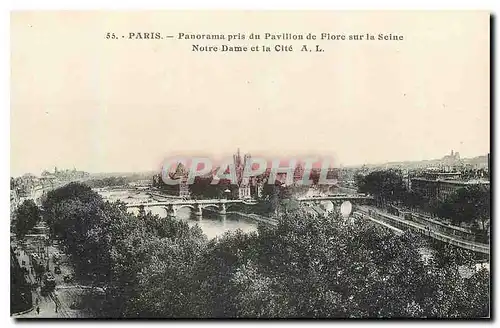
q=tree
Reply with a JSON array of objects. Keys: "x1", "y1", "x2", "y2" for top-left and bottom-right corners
[
  {"x1": 194, "y1": 230, "x2": 260, "y2": 317},
  {"x1": 356, "y1": 170, "x2": 406, "y2": 205},
  {"x1": 229, "y1": 260, "x2": 289, "y2": 318},
  {"x1": 15, "y1": 199, "x2": 41, "y2": 238},
  {"x1": 84, "y1": 177, "x2": 128, "y2": 189},
  {"x1": 401, "y1": 189, "x2": 428, "y2": 210},
  {"x1": 188, "y1": 176, "x2": 237, "y2": 199},
  {"x1": 433, "y1": 186, "x2": 490, "y2": 240},
  {"x1": 127, "y1": 235, "x2": 206, "y2": 318},
  {"x1": 11, "y1": 247, "x2": 33, "y2": 314},
  {"x1": 256, "y1": 179, "x2": 293, "y2": 216},
  {"x1": 210, "y1": 210, "x2": 489, "y2": 318},
  {"x1": 42, "y1": 182, "x2": 102, "y2": 214},
  {"x1": 42, "y1": 183, "x2": 490, "y2": 319}
]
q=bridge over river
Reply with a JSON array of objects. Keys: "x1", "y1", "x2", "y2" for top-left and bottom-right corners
[
  {"x1": 125, "y1": 194, "x2": 374, "y2": 216},
  {"x1": 125, "y1": 192, "x2": 487, "y2": 255},
  {"x1": 126, "y1": 199, "x2": 258, "y2": 216}
]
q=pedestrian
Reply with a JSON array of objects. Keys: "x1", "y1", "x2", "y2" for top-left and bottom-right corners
[{"x1": 36, "y1": 306, "x2": 40, "y2": 314}]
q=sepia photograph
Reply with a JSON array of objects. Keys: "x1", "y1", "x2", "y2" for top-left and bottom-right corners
[{"x1": 10, "y1": 10, "x2": 491, "y2": 319}]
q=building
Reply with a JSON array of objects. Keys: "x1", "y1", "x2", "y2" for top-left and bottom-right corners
[
  {"x1": 255, "y1": 177, "x2": 264, "y2": 198},
  {"x1": 402, "y1": 169, "x2": 412, "y2": 190},
  {"x1": 233, "y1": 148, "x2": 252, "y2": 199},
  {"x1": 420, "y1": 170, "x2": 462, "y2": 181},
  {"x1": 439, "y1": 179, "x2": 489, "y2": 199},
  {"x1": 10, "y1": 189, "x2": 19, "y2": 217},
  {"x1": 441, "y1": 150, "x2": 462, "y2": 170},
  {"x1": 169, "y1": 162, "x2": 191, "y2": 198},
  {"x1": 12, "y1": 173, "x2": 40, "y2": 198},
  {"x1": 293, "y1": 162, "x2": 305, "y2": 185},
  {"x1": 130, "y1": 179, "x2": 152, "y2": 190},
  {"x1": 179, "y1": 177, "x2": 190, "y2": 198},
  {"x1": 411, "y1": 171, "x2": 490, "y2": 201},
  {"x1": 39, "y1": 167, "x2": 89, "y2": 187},
  {"x1": 39, "y1": 173, "x2": 57, "y2": 189}
]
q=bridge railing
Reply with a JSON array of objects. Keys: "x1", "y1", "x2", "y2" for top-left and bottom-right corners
[
  {"x1": 125, "y1": 198, "x2": 258, "y2": 208},
  {"x1": 356, "y1": 207, "x2": 489, "y2": 255},
  {"x1": 390, "y1": 205, "x2": 475, "y2": 240},
  {"x1": 297, "y1": 195, "x2": 374, "y2": 201},
  {"x1": 353, "y1": 211, "x2": 404, "y2": 235}
]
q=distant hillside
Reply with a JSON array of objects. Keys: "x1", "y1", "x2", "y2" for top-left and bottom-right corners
[
  {"x1": 463, "y1": 155, "x2": 488, "y2": 166},
  {"x1": 346, "y1": 154, "x2": 489, "y2": 169},
  {"x1": 90, "y1": 171, "x2": 157, "y2": 178}
]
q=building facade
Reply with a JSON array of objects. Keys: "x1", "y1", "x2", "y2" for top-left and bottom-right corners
[
  {"x1": 411, "y1": 176, "x2": 490, "y2": 201},
  {"x1": 233, "y1": 148, "x2": 253, "y2": 199}
]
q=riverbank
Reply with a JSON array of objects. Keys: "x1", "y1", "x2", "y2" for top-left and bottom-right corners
[
  {"x1": 226, "y1": 211, "x2": 278, "y2": 226},
  {"x1": 357, "y1": 205, "x2": 490, "y2": 255},
  {"x1": 97, "y1": 188, "x2": 272, "y2": 236}
]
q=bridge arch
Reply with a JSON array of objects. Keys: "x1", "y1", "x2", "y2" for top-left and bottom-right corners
[
  {"x1": 201, "y1": 204, "x2": 220, "y2": 211},
  {"x1": 175, "y1": 204, "x2": 196, "y2": 211},
  {"x1": 147, "y1": 205, "x2": 168, "y2": 217}
]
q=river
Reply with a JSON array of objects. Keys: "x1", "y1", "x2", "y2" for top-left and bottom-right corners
[
  {"x1": 96, "y1": 188, "x2": 259, "y2": 239},
  {"x1": 94, "y1": 188, "x2": 490, "y2": 276}
]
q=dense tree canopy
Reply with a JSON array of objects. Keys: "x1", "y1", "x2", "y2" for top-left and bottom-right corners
[
  {"x1": 188, "y1": 176, "x2": 237, "y2": 200},
  {"x1": 356, "y1": 170, "x2": 406, "y2": 205},
  {"x1": 14, "y1": 199, "x2": 42, "y2": 238},
  {"x1": 42, "y1": 182, "x2": 102, "y2": 214},
  {"x1": 83, "y1": 177, "x2": 129, "y2": 189},
  {"x1": 206, "y1": 212, "x2": 489, "y2": 318},
  {"x1": 44, "y1": 183, "x2": 489, "y2": 318},
  {"x1": 433, "y1": 186, "x2": 490, "y2": 226},
  {"x1": 432, "y1": 186, "x2": 490, "y2": 242}
]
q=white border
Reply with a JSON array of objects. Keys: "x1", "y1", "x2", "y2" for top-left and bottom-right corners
[
  {"x1": 5, "y1": 0, "x2": 500, "y2": 10},
  {"x1": 2, "y1": 1, "x2": 498, "y2": 328}
]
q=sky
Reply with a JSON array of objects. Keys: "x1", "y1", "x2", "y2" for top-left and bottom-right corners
[{"x1": 10, "y1": 11, "x2": 490, "y2": 176}]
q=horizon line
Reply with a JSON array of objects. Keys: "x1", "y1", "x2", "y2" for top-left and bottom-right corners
[{"x1": 12, "y1": 151, "x2": 489, "y2": 177}]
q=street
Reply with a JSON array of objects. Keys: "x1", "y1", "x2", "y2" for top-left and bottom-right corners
[{"x1": 12, "y1": 230, "x2": 89, "y2": 319}]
